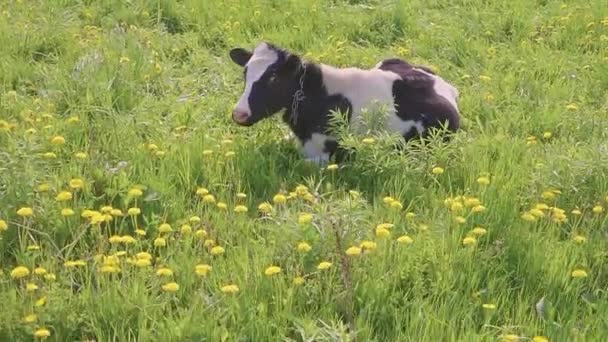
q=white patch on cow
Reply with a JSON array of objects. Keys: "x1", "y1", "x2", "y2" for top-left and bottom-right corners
[
  {"x1": 387, "y1": 116, "x2": 426, "y2": 136},
  {"x1": 234, "y1": 43, "x2": 278, "y2": 115},
  {"x1": 414, "y1": 68, "x2": 459, "y2": 112},
  {"x1": 302, "y1": 133, "x2": 332, "y2": 165}
]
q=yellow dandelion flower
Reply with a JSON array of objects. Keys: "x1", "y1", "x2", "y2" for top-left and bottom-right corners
[
  {"x1": 162, "y1": 282, "x2": 179, "y2": 292},
  {"x1": 471, "y1": 227, "x2": 487, "y2": 236},
  {"x1": 360, "y1": 240, "x2": 377, "y2": 251},
  {"x1": 362, "y1": 137, "x2": 375, "y2": 144},
  {"x1": 202, "y1": 194, "x2": 216, "y2": 204},
  {"x1": 543, "y1": 132, "x2": 552, "y2": 139},
  {"x1": 10, "y1": 266, "x2": 30, "y2": 279},
  {"x1": 397, "y1": 235, "x2": 414, "y2": 244},
  {"x1": 136, "y1": 252, "x2": 152, "y2": 260},
  {"x1": 27, "y1": 244, "x2": 40, "y2": 251},
  {"x1": 298, "y1": 213, "x2": 313, "y2": 225},
  {"x1": 293, "y1": 276, "x2": 305, "y2": 285},
  {"x1": 158, "y1": 223, "x2": 172, "y2": 233},
  {"x1": 37, "y1": 183, "x2": 50, "y2": 192},
  {"x1": 220, "y1": 284, "x2": 239, "y2": 294},
  {"x1": 135, "y1": 228, "x2": 146, "y2": 236},
  {"x1": 128, "y1": 188, "x2": 143, "y2": 197},
  {"x1": 450, "y1": 201, "x2": 464, "y2": 212},
  {"x1": 592, "y1": 205, "x2": 604, "y2": 214},
  {"x1": 23, "y1": 313, "x2": 37, "y2": 323},
  {"x1": 533, "y1": 336, "x2": 549, "y2": 342},
  {"x1": 345, "y1": 246, "x2": 362, "y2": 256},
  {"x1": 217, "y1": 202, "x2": 228, "y2": 210},
  {"x1": 26, "y1": 283, "x2": 39, "y2": 292},
  {"x1": 472, "y1": 205, "x2": 486, "y2": 213},
  {"x1": 317, "y1": 261, "x2": 332, "y2": 270},
  {"x1": 195, "y1": 229, "x2": 207, "y2": 239},
  {"x1": 258, "y1": 202, "x2": 273, "y2": 213},
  {"x1": 210, "y1": 246, "x2": 225, "y2": 255},
  {"x1": 234, "y1": 205, "x2": 248, "y2": 213},
  {"x1": 566, "y1": 103, "x2": 578, "y2": 111},
  {"x1": 156, "y1": 267, "x2": 173, "y2": 277},
  {"x1": 571, "y1": 269, "x2": 588, "y2": 278},
  {"x1": 33, "y1": 267, "x2": 47, "y2": 276},
  {"x1": 264, "y1": 266, "x2": 282, "y2": 276},
  {"x1": 297, "y1": 242, "x2": 312, "y2": 253},
  {"x1": 572, "y1": 235, "x2": 586, "y2": 244},
  {"x1": 529, "y1": 208, "x2": 545, "y2": 217},
  {"x1": 134, "y1": 258, "x2": 151, "y2": 267},
  {"x1": 477, "y1": 177, "x2": 490, "y2": 186},
  {"x1": 43, "y1": 274, "x2": 55, "y2": 282},
  {"x1": 195, "y1": 264, "x2": 212, "y2": 277},
  {"x1": 571, "y1": 209, "x2": 582, "y2": 215},
  {"x1": 295, "y1": 185, "x2": 308, "y2": 196},
  {"x1": 122, "y1": 235, "x2": 136, "y2": 244},
  {"x1": 273, "y1": 194, "x2": 287, "y2": 204},
  {"x1": 50, "y1": 135, "x2": 65, "y2": 145},
  {"x1": 127, "y1": 207, "x2": 141, "y2": 216},
  {"x1": 464, "y1": 198, "x2": 481, "y2": 207},
  {"x1": 0, "y1": 219, "x2": 8, "y2": 232},
  {"x1": 110, "y1": 209, "x2": 123, "y2": 216},
  {"x1": 196, "y1": 187, "x2": 209, "y2": 196},
  {"x1": 189, "y1": 216, "x2": 201, "y2": 224},
  {"x1": 100, "y1": 206, "x2": 113, "y2": 213},
  {"x1": 462, "y1": 236, "x2": 477, "y2": 246},
  {"x1": 74, "y1": 152, "x2": 87, "y2": 159},
  {"x1": 60, "y1": 208, "x2": 75, "y2": 217},
  {"x1": 521, "y1": 212, "x2": 537, "y2": 221},
  {"x1": 432, "y1": 166, "x2": 444, "y2": 175},
  {"x1": 349, "y1": 190, "x2": 360, "y2": 199},
  {"x1": 455, "y1": 216, "x2": 467, "y2": 224},
  {"x1": 69, "y1": 178, "x2": 84, "y2": 189},
  {"x1": 34, "y1": 328, "x2": 51, "y2": 338},
  {"x1": 482, "y1": 303, "x2": 496, "y2": 310},
  {"x1": 109, "y1": 235, "x2": 122, "y2": 244},
  {"x1": 17, "y1": 207, "x2": 34, "y2": 217},
  {"x1": 383, "y1": 196, "x2": 395, "y2": 205},
  {"x1": 154, "y1": 237, "x2": 166, "y2": 247},
  {"x1": 204, "y1": 239, "x2": 215, "y2": 247},
  {"x1": 180, "y1": 224, "x2": 192, "y2": 235},
  {"x1": 100, "y1": 265, "x2": 120, "y2": 273},
  {"x1": 326, "y1": 163, "x2": 338, "y2": 171},
  {"x1": 375, "y1": 227, "x2": 391, "y2": 238},
  {"x1": 236, "y1": 192, "x2": 247, "y2": 199},
  {"x1": 42, "y1": 152, "x2": 57, "y2": 159},
  {"x1": 390, "y1": 201, "x2": 403, "y2": 209},
  {"x1": 225, "y1": 151, "x2": 236, "y2": 158}
]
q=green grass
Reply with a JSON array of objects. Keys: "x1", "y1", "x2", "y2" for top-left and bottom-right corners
[{"x1": 1, "y1": 0, "x2": 607, "y2": 341}]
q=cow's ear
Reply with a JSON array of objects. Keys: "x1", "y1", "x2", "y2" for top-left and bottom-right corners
[
  {"x1": 280, "y1": 54, "x2": 302, "y2": 75},
  {"x1": 229, "y1": 48, "x2": 252, "y2": 67}
]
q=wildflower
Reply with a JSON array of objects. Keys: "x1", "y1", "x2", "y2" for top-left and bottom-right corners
[
  {"x1": 405, "y1": 212, "x2": 416, "y2": 219},
  {"x1": 345, "y1": 246, "x2": 362, "y2": 256},
  {"x1": 464, "y1": 198, "x2": 481, "y2": 207},
  {"x1": 529, "y1": 208, "x2": 545, "y2": 217},
  {"x1": 43, "y1": 274, "x2": 56, "y2": 282},
  {"x1": 110, "y1": 209, "x2": 123, "y2": 216},
  {"x1": 297, "y1": 242, "x2": 312, "y2": 253},
  {"x1": 135, "y1": 228, "x2": 146, "y2": 236},
  {"x1": 234, "y1": 205, "x2": 248, "y2": 213},
  {"x1": 349, "y1": 190, "x2": 360, "y2": 199},
  {"x1": 23, "y1": 313, "x2": 37, "y2": 323},
  {"x1": 390, "y1": 201, "x2": 403, "y2": 209},
  {"x1": 432, "y1": 166, "x2": 444, "y2": 175},
  {"x1": 25, "y1": 282, "x2": 38, "y2": 292},
  {"x1": 17, "y1": 207, "x2": 34, "y2": 217},
  {"x1": 521, "y1": 212, "x2": 537, "y2": 221},
  {"x1": 64, "y1": 260, "x2": 86, "y2": 267},
  {"x1": 37, "y1": 183, "x2": 50, "y2": 192},
  {"x1": 220, "y1": 284, "x2": 239, "y2": 294},
  {"x1": 418, "y1": 224, "x2": 429, "y2": 231},
  {"x1": 455, "y1": 216, "x2": 467, "y2": 224},
  {"x1": 236, "y1": 192, "x2": 247, "y2": 199},
  {"x1": 225, "y1": 151, "x2": 236, "y2": 158},
  {"x1": 162, "y1": 282, "x2": 179, "y2": 292},
  {"x1": 592, "y1": 205, "x2": 604, "y2": 214},
  {"x1": 203, "y1": 239, "x2": 215, "y2": 247},
  {"x1": 202, "y1": 149, "x2": 213, "y2": 156},
  {"x1": 217, "y1": 202, "x2": 228, "y2": 210},
  {"x1": 11, "y1": 266, "x2": 30, "y2": 279},
  {"x1": 264, "y1": 266, "x2": 282, "y2": 276},
  {"x1": 571, "y1": 209, "x2": 582, "y2": 215},
  {"x1": 196, "y1": 187, "x2": 209, "y2": 196},
  {"x1": 134, "y1": 258, "x2": 151, "y2": 267},
  {"x1": 397, "y1": 235, "x2": 414, "y2": 244},
  {"x1": 156, "y1": 267, "x2": 173, "y2": 277},
  {"x1": 383, "y1": 196, "x2": 395, "y2": 205},
  {"x1": 477, "y1": 176, "x2": 490, "y2": 186},
  {"x1": 326, "y1": 163, "x2": 339, "y2": 171},
  {"x1": 571, "y1": 269, "x2": 588, "y2": 278},
  {"x1": 34, "y1": 328, "x2": 51, "y2": 338},
  {"x1": 0, "y1": 219, "x2": 7, "y2": 232},
  {"x1": 482, "y1": 303, "x2": 496, "y2": 310},
  {"x1": 195, "y1": 264, "x2": 212, "y2": 277},
  {"x1": 298, "y1": 213, "x2": 313, "y2": 225},
  {"x1": 136, "y1": 252, "x2": 152, "y2": 260},
  {"x1": 360, "y1": 240, "x2": 377, "y2": 251},
  {"x1": 100, "y1": 205, "x2": 113, "y2": 213},
  {"x1": 572, "y1": 235, "x2": 586, "y2": 244},
  {"x1": 69, "y1": 179, "x2": 84, "y2": 190},
  {"x1": 503, "y1": 334, "x2": 519, "y2": 341},
  {"x1": 543, "y1": 132, "x2": 552, "y2": 139},
  {"x1": 541, "y1": 191, "x2": 557, "y2": 201},
  {"x1": 100, "y1": 265, "x2": 120, "y2": 273},
  {"x1": 60, "y1": 208, "x2": 75, "y2": 217},
  {"x1": 377, "y1": 223, "x2": 394, "y2": 230},
  {"x1": 154, "y1": 237, "x2": 166, "y2": 247},
  {"x1": 258, "y1": 202, "x2": 273, "y2": 213},
  {"x1": 273, "y1": 194, "x2": 287, "y2": 204},
  {"x1": 566, "y1": 103, "x2": 578, "y2": 111},
  {"x1": 42, "y1": 152, "x2": 57, "y2": 159},
  {"x1": 462, "y1": 236, "x2": 477, "y2": 246},
  {"x1": 74, "y1": 152, "x2": 87, "y2": 159},
  {"x1": 51, "y1": 135, "x2": 65, "y2": 145},
  {"x1": 35, "y1": 296, "x2": 48, "y2": 307},
  {"x1": 471, "y1": 227, "x2": 487, "y2": 236},
  {"x1": 450, "y1": 202, "x2": 464, "y2": 212},
  {"x1": 109, "y1": 235, "x2": 122, "y2": 244},
  {"x1": 128, "y1": 188, "x2": 143, "y2": 197},
  {"x1": 67, "y1": 116, "x2": 80, "y2": 124},
  {"x1": 317, "y1": 261, "x2": 332, "y2": 270},
  {"x1": 119, "y1": 56, "x2": 130, "y2": 64},
  {"x1": 533, "y1": 336, "x2": 549, "y2": 342},
  {"x1": 34, "y1": 267, "x2": 47, "y2": 276},
  {"x1": 293, "y1": 276, "x2": 305, "y2": 285},
  {"x1": 27, "y1": 244, "x2": 40, "y2": 251},
  {"x1": 158, "y1": 223, "x2": 172, "y2": 233},
  {"x1": 210, "y1": 246, "x2": 225, "y2": 255},
  {"x1": 375, "y1": 227, "x2": 391, "y2": 238},
  {"x1": 180, "y1": 224, "x2": 192, "y2": 235},
  {"x1": 295, "y1": 185, "x2": 308, "y2": 196},
  {"x1": 128, "y1": 207, "x2": 141, "y2": 216},
  {"x1": 362, "y1": 137, "x2": 375, "y2": 144},
  {"x1": 202, "y1": 194, "x2": 216, "y2": 204},
  {"x1": 479, "y1": 75, "x2": 492, "y2": 82},
  {"x1": 189, "y1": 216, "x2": 201, "y2": 224}
]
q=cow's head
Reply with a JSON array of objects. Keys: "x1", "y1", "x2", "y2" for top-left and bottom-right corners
[{"x1": 229, "y1": 42, "x2": 303, "y2": 126}]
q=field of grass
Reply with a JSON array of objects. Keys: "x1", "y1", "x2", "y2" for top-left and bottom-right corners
[{"x1": 1, "y1": 0, "x2": 608, "y2": 341}]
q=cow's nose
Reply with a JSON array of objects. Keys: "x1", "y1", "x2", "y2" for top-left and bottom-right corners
[{"x1": 232, "y1": 110, "x2": 250, "y2": 124}]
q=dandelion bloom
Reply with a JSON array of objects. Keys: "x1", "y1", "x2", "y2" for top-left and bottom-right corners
[
  {"x1": 74, "y1": 152, "x2": 88, "y2": 159},
  {"x1": 42, "y1": 152, "x2": 57, "y2": 159},
  {"x1": 521, "y1": 212, "x2": 537, "y2": 222},
  {"x1": 0, "y1": 219, "x2": 7, "y2": 232},
  {"x1": 23, "y1": 313, "x2": 37, "y2": 323},
  {"x1": 60, "y1": 208, "x2": 75, "y2": 217},
  {"x1": 477, "y1": 177, "x2": 490, "y2": 186},
  {"x1": 17, "y1": 207, "x2": 34, "y2": 217},
  {"x1": 405, "y1": 212, "x2": 416, "y2": 219},
  {"x1": 210, "y1": 246, "x2": 225, "y2": 255},
  {"x1": 345, "y1": 246, "x2": 362, "y2": 256},
  {"x1": 11, "y1": 266, "x2": 30, "y2": 279},
  {"x1": 136, "y1": 252, "x2": 152, "y2": 260},
  {"x1": 135, "y1": 229, "x2": 146, "y2": 236},
  {"x1": 220, "y1": 284, "x2": 239, "y2": 294},
  {"x1": 100, "y1": 265, "x2": 120, "y2": 274},
  {"x1": 43, "y1": 274, "x2": 56, "y2": 282},
  {"x1": 180, "y1": 224, "x2": 192, "y2": 235},
  {"x1": 196, "y1": 187, "x2": 209, "y2": 196},
  {"x1": 297, "y1": 242, "x2": 312, "y2": 253},
  {"x1": 134, "y1": 258, "x2": 151, "y2": 267},
  {"x1": 110, "y1": 209, "x2": 123, "y2": 216},
  {"x1": 349, "y1": 190, "x2": 360, "y2": 199},
  {"x1": 128, "y1": 207, "x2": 141, "y2": 216},
  {"x1": 571, "y1": 269, "x2": 588, "y2": 278},
  {"x1": 462, "y1": 236, "x2": 477, "y2": 246},
  {"x1": 326, "y1": 164, "x2": 338, "y2": 171},
  {"x1": 51, "y1": 135, "x2": 65, "y2": 145},
  {"x1": 542, "y1": 132, "x2": 552, "y2": 139},
  {"x1": 195, "y1": 229, "x2": 207, "y2": 239},
  {"x1": 450, "y1": 202, "x2": 464, "y2": 212},
  {"x1": 258, "y1": 202, "x2": 273, "y2": 213},
  {"x1": 465, "y1": 198, "x2": 481, "y2": 207},
  {"x1": 482, "y1": 303, "x2": 496, "y2": 310},
  {"x1": 162, "y1": 282, "x2": 180, "y2": 292},
  {"x1": 69, "y1": 178, "x2": 85, "y2": 189},
  {"x1": 158, "y1": 223, "x2": 172, "y2": 233},
  {"x1": 472, "y1": 205, "x2": 486, "y2": 213},
  {"x1": 383, "y1": 196, "x2": 396, "y2": 204},
  {"x1": 377, "y1": 223, "x2": 394, "y2": 230},
  {"x1": 432, "y1": 166, "x2": 444, "y2": 175},
  {"x1": 397, "y1": 235, "x2": 414, "y2": 244},
  {"x1": 273, "y1": 194, "x2": 287, "y2": 204},
  {"x1": 592, "y1": 205, "x2": 604, "y2": 214},
  {"x1": 566, "y1": 103, "x2": 578, "y2": 111},
  {"x1": 503, "y1": 334, "x2": 519, "y2": 342},
  {"x1": 109, "y1": 235, "x2": 122, "y2": 244},
  {"x1": 189, "y1": 216, "x2": 201, "y2": 224},
  {"x1": 234, "y1": 205, "x2": 248, "y2": 213},
  {"x1": 154, "y1": 237, "x2": 167, "y2": 247},
  {"x1": 204, "y1": 239, "x2": 215, "y2": 247},
  {"x1": 571, "y1": 209, "x2": 582, "y2": 215},
  {"x1": 34, "y1": 328, "x2": 51, "y2": 338},
  {"x1": 529, "y1": 208, "x2": 545, "y2": 217},
  {"x1": 533, "y1": 336, "x2": 549, "y2": 342},
  {"x1": 573, "y1": 235, "x2": 586, "y2": 244},
  {"x1": 455, "y1": 216, "x2": 467, "y2": 224},
  {"x1": 34, "y1": 267, "x2": 47, "y2": 276},
  {"x1": 236, "y1": 192, "x2": 247, "y2": 199},
  {"x1": 264, "y1": 266, "x2": 282, "y2": 276},
  {"x1": 37, "y1": 183, "x2": 50, "y2": 192},
  {"x1": 298, "y1": 213, "x2": 313, "y2": 225},
  {"x1": 217, "y1": 202, "x2": 228, "y2": 210},
  {"x1": 156, "y1": 267, "x2": 173, "y2": 277},
  {"x1": 375, "y1": 227, "x2": 391, "y2": 238},
  {"x1": 64, "y1": 260, "x2": 86, "y2": 268},
  {"x1": 202, "y1": 194, "x2": 216, "y2": 204},
  {"x1": 362, "y1": 137, "x2": 375, "y2": 144},
  {"x1": 360, "y1": 240, "x2": 377, "y2": 251},
  {"x1": 317, "y1": 261, "x2": 332, "y2": 270},
  {"x1": 293, "y1": 276, "x2": 305, "y2": 285},
  {"x1": 471, "y1": 227, "x2": 488, "y2": 236},
  {"x1": 390, "y1": 201, "x2": 403, "y2": 210},
  {"x1": 128, "y1": 188, "x2": 143, "y2": 197},
  {"x1": 195, "y1": 264, "x2": 212, "y2": 277}
]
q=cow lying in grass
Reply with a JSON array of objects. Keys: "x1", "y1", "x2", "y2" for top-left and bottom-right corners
[{"x1": 229, "y1": 42, "x2": 460, "y2": 165}]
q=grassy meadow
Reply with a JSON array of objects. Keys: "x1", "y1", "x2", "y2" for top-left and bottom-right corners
[{"x1": 1, "y1": 0, "x2": 608, "y2": 341}]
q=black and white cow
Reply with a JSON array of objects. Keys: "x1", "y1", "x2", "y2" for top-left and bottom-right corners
[{"x1": 229, "y1": 42, "x2": 460, "y2": 165}]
